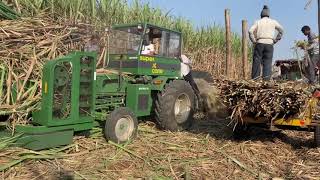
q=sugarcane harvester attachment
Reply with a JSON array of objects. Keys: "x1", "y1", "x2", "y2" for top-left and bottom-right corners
[{"x1": 0, "y1": 23, "x2": 197, "y2": 150}]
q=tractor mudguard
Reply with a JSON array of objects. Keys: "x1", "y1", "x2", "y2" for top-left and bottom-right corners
[{"x1": 150, "y1": 76, "x2": 179, "y2": 91}]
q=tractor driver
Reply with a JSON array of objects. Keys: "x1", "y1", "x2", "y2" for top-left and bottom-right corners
[
  {"x1": 141, "y1": 40, "x2": 155, "y2": 56},
  {"x1": 141, "y1": 28, "x2": 156, "y2": 56}
]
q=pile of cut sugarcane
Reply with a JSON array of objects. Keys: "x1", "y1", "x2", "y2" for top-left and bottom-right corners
[
  {"x1": 0, "y1": 16, "x2": 103, "y2": 126},
  {"x1": 216, "y1": 80, "x2": 312, "y2": 121}
]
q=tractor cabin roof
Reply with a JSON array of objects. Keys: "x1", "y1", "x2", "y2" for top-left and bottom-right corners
[{"x1": 112, "y1": 23, "x2": 182, "y2": 35}]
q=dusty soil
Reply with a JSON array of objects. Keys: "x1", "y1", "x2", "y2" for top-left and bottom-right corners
[{"x1": 1, "y1": 115, "x2": 319, "y2": 180}]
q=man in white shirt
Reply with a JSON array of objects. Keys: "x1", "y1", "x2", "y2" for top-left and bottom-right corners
[
  {"x1": 141, "y1": 41, "x2": 155, "y2": 55},
  {"x1": 181, "y1": 54, "x2": 200, "y2": 97},
  {"x1": 249, "y1": 5, "x2": 284, "y2": 80}
]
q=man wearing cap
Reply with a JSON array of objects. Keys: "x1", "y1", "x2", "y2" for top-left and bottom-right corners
[{"x1": 249, "y1": 5, "x2": 284, "y2": 80}]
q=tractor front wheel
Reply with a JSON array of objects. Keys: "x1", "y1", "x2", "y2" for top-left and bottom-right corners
[
  {"x1": 104, "y1": 107, "x2": 138, "y2": 144},
  {"x1": 315, "y1": 125, "x2": 320, "y2": 147},
  {"x1": 155, "y1": 80, "x2": 195, "y2": 131}
]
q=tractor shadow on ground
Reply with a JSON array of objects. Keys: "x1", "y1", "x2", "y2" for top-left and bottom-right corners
[
  {"x1": 274, "y1": 129, "x2": 315, "y2": 149},
  {"x1": 188, "y1": 112, "x2": 315, "y2": 149}
]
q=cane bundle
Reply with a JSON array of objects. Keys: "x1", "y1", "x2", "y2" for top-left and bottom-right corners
[{"x1": 216, "y1": 80, "x2": 311, "y2": 121}]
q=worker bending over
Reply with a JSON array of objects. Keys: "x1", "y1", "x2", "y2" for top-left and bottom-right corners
[
  {"x1": 300, "y1": 26, "x2": 319, "y2": 84},
  {"x1": 180, "y1": 54, "x2": 200, "y2": 99},
  {"x1": 249, "y1": 5, "x2": 284, "y2": 80}
]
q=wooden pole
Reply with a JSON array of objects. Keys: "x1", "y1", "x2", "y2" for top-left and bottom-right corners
[
  {"x1": 242, "y1": 20, "x2": 248, "y2": 79},
  {"x1": 225, "y1": 9, "x2": 232, "y2": 78}
]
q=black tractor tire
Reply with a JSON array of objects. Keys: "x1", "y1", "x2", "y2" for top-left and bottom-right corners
[
  {"x1": 155, "y1": 80, "x2": 195, "y2": 131},
  {"x1": 315, "y1": 125, "x2": 320, "y2": 147},
  {"x1": 104, "y1": 107, "x2": 138, "y2": 144}
]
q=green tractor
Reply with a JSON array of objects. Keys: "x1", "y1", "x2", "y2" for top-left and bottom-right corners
[{"x1": 0, "y1": 23, "x2": 197, "y2": 150}]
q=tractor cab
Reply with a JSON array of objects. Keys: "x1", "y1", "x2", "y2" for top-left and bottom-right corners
[{"x1": 107, "y1": 23, "x2": 182, "y2": 77}]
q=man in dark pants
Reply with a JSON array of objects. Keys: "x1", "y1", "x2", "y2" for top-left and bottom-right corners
[
  {"x1": 180, "y1": 54, "x2": 200, "y2": 97},
  {"x1": 249, "y1": 5, "x2": 284, "y2": 80},
  {"x1": 300, "y1": 26, "x2": 319, "y2": 84}
]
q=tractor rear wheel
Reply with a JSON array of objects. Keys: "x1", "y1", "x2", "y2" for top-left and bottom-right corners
[
  {"x1": 104, "y1": 107, "x2": 138, "y2": 144},
  {"x1": 155, "y1": 80, "x2": 195, "y2": 131},
  {"x1": 315, "y1": 125, "x2": 320, "y2": 147}
]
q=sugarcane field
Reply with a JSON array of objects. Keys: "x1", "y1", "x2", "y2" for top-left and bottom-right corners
[{"x1": 1, "y1": 0, "x2": 320, "y2": 179}]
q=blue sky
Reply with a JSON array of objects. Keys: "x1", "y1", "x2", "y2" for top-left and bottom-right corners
[{"x1": 133, "y1": 0, "x2": 318, "y2": 60}]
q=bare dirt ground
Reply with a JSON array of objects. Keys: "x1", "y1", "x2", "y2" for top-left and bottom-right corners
[{"x1": 1, "y1": 114, "x2": 320, "y2": 180}]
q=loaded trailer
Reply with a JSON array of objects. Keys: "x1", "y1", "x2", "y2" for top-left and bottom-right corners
[{"x1": 234, "y1": 89, "x2": 320, "y2": 147}]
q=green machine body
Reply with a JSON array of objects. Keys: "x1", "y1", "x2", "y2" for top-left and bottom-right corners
[{"x1": 11, "y1": 52, "x2": 97, "y2": 150}]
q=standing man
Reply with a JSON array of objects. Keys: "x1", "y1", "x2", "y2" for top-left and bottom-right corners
[
  {"x1": 249, "y1": 5, "x2": 284, "y2": 80},
  {"x1": 300, "y1": 26, "x2": 319, "y2": 84}
]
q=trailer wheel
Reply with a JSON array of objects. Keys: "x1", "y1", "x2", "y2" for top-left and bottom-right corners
[
  {"x1": 315, "y1": 125, "x2": 320, "y2": 147},
  {"x1": 155, "y1": 80, "x2": 195, "y2": 131},
  {"x1": 104, "y1": 107, "x2": 138, "y2": 144}
]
